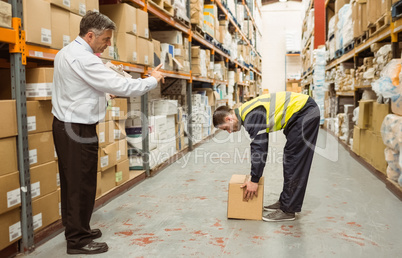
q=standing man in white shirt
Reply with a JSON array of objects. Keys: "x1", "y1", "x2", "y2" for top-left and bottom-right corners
[{"x1": 52, "y1": 11, "x2": 164, "y2": 255}]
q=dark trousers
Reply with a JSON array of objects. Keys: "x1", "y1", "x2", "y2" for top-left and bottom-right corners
[
  {"x1": 52, "y1": 117, "x2": 99, "y2": 249},
  {"x1": 281, "y1": 98, "x2": 320, "y2": 213}
]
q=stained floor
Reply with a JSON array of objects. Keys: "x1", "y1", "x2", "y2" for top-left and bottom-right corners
[{"x1": 21, "y1": 129, "x2": 402, "y2": 257}]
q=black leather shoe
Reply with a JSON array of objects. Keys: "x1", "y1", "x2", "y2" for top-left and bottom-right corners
[
  {"x1": 90, "y1": 228, "x2": 102, "y2": 239},
  {"x1": 67, "y1": 241, "x2": 108, "y2": 255}
]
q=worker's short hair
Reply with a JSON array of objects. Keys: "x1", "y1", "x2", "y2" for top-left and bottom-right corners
[
  {"x1": 79, "y1": 11, "x2": 116, "y2": 37},
  {"x1": 213, "y1": 106, "x2": 233, "y2": 128}
]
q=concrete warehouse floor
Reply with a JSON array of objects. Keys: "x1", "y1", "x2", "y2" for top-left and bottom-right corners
[{"x1": 22, "y1": 129, "x2": 402, "y2": 257}]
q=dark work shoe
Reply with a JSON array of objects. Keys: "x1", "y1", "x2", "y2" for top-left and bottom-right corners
[
  {"x1": 263, "y1": 200, "x2": 281, "y2": 211},
  {"x1": 262, "y1": 209, "x2": 295, "y2": 222},
  {"x1": 67, "y1": 241, "x2": 108, "y2": 255},
  {"x1": 90, "y1": 229, "x2": 102, "y2": 239}
]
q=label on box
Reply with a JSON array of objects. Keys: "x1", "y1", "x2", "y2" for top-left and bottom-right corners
[
  {"x1": 54, "y1": 147, "x2": 58, "y2": 158},
  {"x1": 33, "y1": 213, "x2": 42, "y2": 231},
  {"x1": 63, "y1": 35, "x2": 71, "y2": 47},
  {"x1": 9, "y1": 221, "x2": 21, "y2": 242},
  {"x1": 133, "y1": 24, "x2": 137, "y2": 34},
  {"x1": 27, "y1": 116, "x2": 36, "y2": 132},
  {"x1": 7, "y1": 188, "x2": 21, "y2": 208},
  {"x1": 41, "y1": 28, "x2": 52, "y2": 44},
  {"x1": 116, "y1": 171, "x2": 123, "y2": 183},
  {"x1": 99, "y1": 132, "x2": 105, "y2": 143},
  {"x1": 174, "y1": 49, "x2": 182, "y2": 56},
  {"x1": 26, "y1": 83, "x2": 52, "y2": 98},
  {"x1": 145, "y1": 28, "x2": 149, "y2": 38},
  {"x1": 109, "y1": 47, "x2": 114, "y2": 57},
  {"x1": 176, "y1": 34, "x2": 180, "y2": 44},
  {"x1": 57, "y1": 173, "x2": 60, "y2": 187},
  {"x1": 63, "y1": 0, "x2": 71, "y2": 7},
  {"x1": 116, "y1": 150, "x2": 121, "y2": 161},
  {"x1": 133, "y1": 51, "x2": 137, "y2": 62},
  {"x1": 114, "y1": 129, "x2": 120, "y2": 140},
  {"x1": 29, "y1": 149, "x2": 38, "y2": 165},
  {"x1": 79, "y1": 3, "x2": 86, "y2": 16},
  {"x1": 31, "y1": 182, "x2": 40, "y2": 199},
  {"x1": 111, "y1": 107, "x2": 120, "y2": 117},
  {"x1": 145, "y1": 55, "x2": 149, "y2": 65},
  {"x1": 101, "y1": 156, "x2": 109, "y2": 168},
  {"x1": 59, "y1": 202, "x2": 61, "y2": 216}
]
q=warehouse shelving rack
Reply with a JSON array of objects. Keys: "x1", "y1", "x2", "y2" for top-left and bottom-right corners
[
  {"x1": 301, "y1": 0, "x2": 325, "y2": 93},
  {"x1": 323, "y1": 2, "x2": 402, "y2": 200},
  {"x1": 0, "y1": 0, "x2": 262, "y2": 256}
]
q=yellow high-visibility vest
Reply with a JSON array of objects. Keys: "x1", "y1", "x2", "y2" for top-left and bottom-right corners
[{"x1": 238, "y1": 92, "x2": 309, "y2": 132}]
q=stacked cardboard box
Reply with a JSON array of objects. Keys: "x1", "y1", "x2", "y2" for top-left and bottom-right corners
[
  {"x1": 175, "y1": 107, "x2": 185, "y2": 151},
  {"x1": 100, "y1": 4, "x2": 152, "y2": 66},
  {"x1": 190, "y1": 0, "x2": 203, "y2": 28},
  {"x1": 191, "y1": 46, "x2": 207, "y2": 77},
  {"x1": 0, "y1": 100, "x2": 21, "y2": 251},
  {"x1": 26, "y1": 68, "x2": 54, "y2": 101},
  {"x1": 203, "y1": 4, "x2": 217, "y2": 38},
  {"x1": 352, "y1": 100, "x2": 389, "y2": 174},
  {"x1": 97, "y1": 98, "x2": 129, "y2": 197},
  {"x1": 23, "y1": 0, "x2": 100, "y2": 49}
]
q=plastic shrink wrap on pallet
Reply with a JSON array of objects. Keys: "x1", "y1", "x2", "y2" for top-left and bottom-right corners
[
  {"x1": 381, "y1": 115, "x2": 402, "y2": 186},
  {"x1": 313, "y1": 48, "x2": 327, "y2": 124}
]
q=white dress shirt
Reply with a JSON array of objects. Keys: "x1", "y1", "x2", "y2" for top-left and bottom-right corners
[{"x1": 52, "y1": 36, "x2": 157, "y2": 124}]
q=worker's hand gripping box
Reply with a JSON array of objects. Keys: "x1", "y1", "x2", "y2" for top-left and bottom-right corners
[{"x1": 227, "y1": 175, "x2": 264, "y2": 221}]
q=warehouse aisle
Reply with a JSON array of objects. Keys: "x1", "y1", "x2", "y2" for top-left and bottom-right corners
[{"x1": 24, "y1": 129, "x2": 402, "y2": 257}]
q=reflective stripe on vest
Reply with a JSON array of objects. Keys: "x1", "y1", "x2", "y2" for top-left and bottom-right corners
[{"x1": 238, "y1": 92, "x2": 309, "y2": 133}]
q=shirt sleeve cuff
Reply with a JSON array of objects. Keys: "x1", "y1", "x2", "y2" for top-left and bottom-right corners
[
  {"x1": 144, "y1": 76, "x2": 158, "y2": 89},
  {"x1": 251, "y1": 176, "x2": 260, "y2": 183}
]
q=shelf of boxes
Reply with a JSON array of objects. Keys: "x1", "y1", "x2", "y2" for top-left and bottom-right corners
[
  {"x1": 0, "y1": 0, "x2": 264, "y2": 255},
  {"x1": 322, "y1": 0, "x2": 402, "y2": 198},
  {"x1": 215, "y1": 0, "x2": 259, "y2": 57},
  {"x1": 241, "y1": 0, "x2": 261, "y2": 36}
]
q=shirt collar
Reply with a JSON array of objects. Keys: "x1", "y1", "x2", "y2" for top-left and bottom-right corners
[
  {"x1": 234, "y1": 108, "x2": 243, "y2": 126},
  {"x1": 74, "y1": 36, "x2": 94, "y2": 54}
]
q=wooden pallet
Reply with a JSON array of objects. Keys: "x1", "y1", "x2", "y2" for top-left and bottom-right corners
[
  {"x1": 149, "y1": 0, "x2": 163, "y2": 8},
  {"x1": 191, "y1": 25, "x2": 205, "y2": 38},
  {"x1": 204, "y1": 33, "x2": 213, "y2": 43},
  {"x1": 163, "y1": 0, "x2": 174, "y2": 16},
  {"x1": 149, "y1": 0, "x2": 174, "y2": 16},
  {"x1": 343, "y1": 40, "x2": 355, "y2": 54},
  {"x1": 369, "y1": 13, "x2": 391, "y2": 37},
  {"x1": 174, "y1": 11, "x2": 190, "y2": 28},
  {"x1": 355, "y1": 30, "x2": 368, "y2": 46}
]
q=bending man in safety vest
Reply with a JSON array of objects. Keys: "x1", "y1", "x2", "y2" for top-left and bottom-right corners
[{"x1": 213, "y1": 92, "x2": 320, "y2": 221}]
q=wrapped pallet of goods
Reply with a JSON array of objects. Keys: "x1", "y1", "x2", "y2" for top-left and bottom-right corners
[
  {"x1": 313, "y1": 47, "x2": 327, "y2": 125},
  {"x1": 173, "y1": 0, "x2": 190, "y2": 23},
  {"x1": 367, "y1": 59, "x2": 402, "y2": 185},
  {"x1": 190, "y1": 0, "x2": 203, "y2": 28}
]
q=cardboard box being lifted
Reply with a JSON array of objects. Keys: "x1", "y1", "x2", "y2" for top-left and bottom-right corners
[{"x1": 227, "y1": 175, "x2": 264, "y2": 221}]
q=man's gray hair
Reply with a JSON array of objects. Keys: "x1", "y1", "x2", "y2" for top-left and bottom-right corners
[{"x1": 79, "y1": 11, "x2": 116, "y2": 37}]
